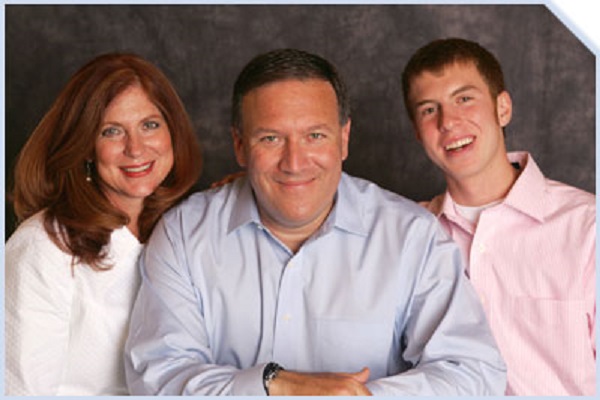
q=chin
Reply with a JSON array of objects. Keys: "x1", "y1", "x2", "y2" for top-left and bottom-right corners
[{"x1": 126, "y1": 186, "x2": 161, "y2": 199}]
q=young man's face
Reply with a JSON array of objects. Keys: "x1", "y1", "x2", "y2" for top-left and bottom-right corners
[
  {"x1": 233, "y1": 78, "x2": 350, "y2": 238},
  {"x1": 408, "y1": 61, "x2": 512, "y2": 185}
]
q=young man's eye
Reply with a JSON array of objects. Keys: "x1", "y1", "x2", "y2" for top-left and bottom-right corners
[
  {"x1": 419, "y1": 106, "x2": 436, "y2": 117},
  {"x1": 458, "y1": 96, "x2": 472, "y2": 103}
]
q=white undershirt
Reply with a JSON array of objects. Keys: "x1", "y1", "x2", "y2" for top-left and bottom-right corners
[{"x1": 455, "y1": 199, "x2": 503, "y2": 225}]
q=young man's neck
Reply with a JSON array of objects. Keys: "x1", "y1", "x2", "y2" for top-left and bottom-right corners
[{"x1": 446, "y1": 155, "x2": 520, "y2": 207}]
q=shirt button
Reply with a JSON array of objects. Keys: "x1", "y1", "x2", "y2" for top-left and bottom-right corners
[
  {"x1": 480, "y1": 294, "x2": 487, "y2": 306},
  {"x1": 478, "y1": 243, "x2": 486, "y2": 253},
  {"x1": 283, "y1": 313, "x2": 292, "y2": 321}
]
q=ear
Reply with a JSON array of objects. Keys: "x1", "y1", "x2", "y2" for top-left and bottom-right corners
[
  {"x1": 340, "y1": 119, "x2": 351, "y2": 161},
  {"x1": 496, "y1": 91, "x2": 513, "y2": 128},
  {"x1": 231, "y1": 128, "x2": 247, "y2": 168}
]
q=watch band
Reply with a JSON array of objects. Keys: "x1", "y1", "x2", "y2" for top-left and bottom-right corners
[{"x1": 263, "y1": 362, "x2": 284, "y2": 395}]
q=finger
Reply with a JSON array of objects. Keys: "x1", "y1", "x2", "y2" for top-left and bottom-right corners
[{"x1": 352, "y1": 367, "x2": 370, "y2": 383}]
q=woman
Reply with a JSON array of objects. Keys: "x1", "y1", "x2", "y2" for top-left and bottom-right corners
[{"x1": 5, "y1": 53, "x2": 202, "y2": 395}]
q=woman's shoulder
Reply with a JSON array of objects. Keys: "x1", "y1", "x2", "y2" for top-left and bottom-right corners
[
  {"x1": 7, "y1": 210, "x2": 50, "y2": 243},
  {"x1": 6, "y1": 210, "x2": 72, "y2": 268},
  {"x1": 5, "y1": 211, "x2": 76, "y2": 311}
]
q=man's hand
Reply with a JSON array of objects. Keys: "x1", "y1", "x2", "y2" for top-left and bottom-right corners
[{"x1": 268, "y1": 367, "x2": 372, "y2": 396}]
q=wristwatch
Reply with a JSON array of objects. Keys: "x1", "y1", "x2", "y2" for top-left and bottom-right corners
[{"x1": 263, "y1": 362, "x2": 284, "y2": 395}]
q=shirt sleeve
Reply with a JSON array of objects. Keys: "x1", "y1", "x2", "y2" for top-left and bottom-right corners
[
  {"x1": 5, "y1": 221, "x2": 74, "y2": 395},
  {"x1": 124, "y1": 216, "x2": 266, "y2": 395},
  {"x1": 583, "y1": 206, "x2": 596, "y2": 358},
  {"x1": 366, "y1": 220, "x2": 507, "y2": 395}
]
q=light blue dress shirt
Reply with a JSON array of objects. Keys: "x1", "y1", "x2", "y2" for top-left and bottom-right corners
[{"x1": 125, "y1": 173, "x2": 506, "y2": 395}]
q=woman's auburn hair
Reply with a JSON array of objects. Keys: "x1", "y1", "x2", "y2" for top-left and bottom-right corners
[{"x1": 11, "y1": 53, "x2": 202, "y2": 270}]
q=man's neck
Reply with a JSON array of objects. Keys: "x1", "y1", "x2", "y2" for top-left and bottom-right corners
[
  {"x1": 446, "y1": 155, "x2": 520, "y2": 207},
  {"x1": 272, "y1": 229, "x2": 313, "y2": 254},
  {"x1": 259, "y1": 205, "x2": 334, "y2": 254}
]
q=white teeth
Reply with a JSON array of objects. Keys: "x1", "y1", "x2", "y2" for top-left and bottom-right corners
[
  {"x1": 123, "y1": 163, "x2": 152, "y2": 173},
  {"x1": 445, "y1": 137, "x2": 474, "y2": 151}
]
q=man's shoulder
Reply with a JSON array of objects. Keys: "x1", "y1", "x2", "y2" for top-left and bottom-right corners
[
  {"x1": 164, "y1": 180, "x2": 241, "y2": 219},
  {"x1": 418, "y1": 193, "x2": 445, "y2": 215},
  {"x1": 545, "y1": 178, "x2": 594, "y2": 202},
  {"x1": 543, "y1": 178, "x2": 595, "y2": 218},
  {"x1": 343, "y1": 174, "x2": 437, "y2": 221},
  {"x1": 149, "y1": 181, "x2": 247, "y2": 248},
  {"x1": 514, "y1": 151, "x2": 594, "y2": 212}
]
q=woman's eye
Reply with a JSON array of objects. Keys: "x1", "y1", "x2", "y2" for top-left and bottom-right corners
[
  {"x1": 100, "y1": 126, "x2": 121, "y2": 137},
  {"x1": 143, "y1": 121, "x2": 160, "y2": 130}
]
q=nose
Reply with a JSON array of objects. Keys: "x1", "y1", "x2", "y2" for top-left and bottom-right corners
[
  {"x1": 124, "y1": 133, "x2": 144, "y2": 158},
  {"x1": 280, "y1": 139, "x2": 308, "y2": 173},
  {"x1": 438, "y1": 107, "x2": 458, "y2": 133}
]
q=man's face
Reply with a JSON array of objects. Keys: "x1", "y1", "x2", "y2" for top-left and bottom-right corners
[
  {"x1": 233, "y1": 79, "x2": 350, "y2": 237},
  {"x1": 408, "y1": 62, "x2": 512, "y2": 184}
]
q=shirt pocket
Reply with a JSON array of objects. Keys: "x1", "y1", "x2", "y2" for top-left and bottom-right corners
[
  {"x1": 502, "y1": 297, "x2": 593, "y2": 394},
  {"x1": 314, "y1": 318, "x2": 392, "y2": 378}
]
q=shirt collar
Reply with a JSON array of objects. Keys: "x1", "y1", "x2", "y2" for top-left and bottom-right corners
[
  {"x1": 226, "y1": 172, "x2": 369, "y2": 236},
  {"x1": 330, "y1": 173, "x2": 369, "y2": 236},
  {"x1": 429, "y1": 191, "x2": 475, "y2": 233},
  {"x1": 432, "y1": 151, "x2": 547, "y2": 223},
  {"x1": 502, "y1": 151, "x2": 547, "y2": 222},
  {"x1": 227, "y1": 177, "x2": 261, "y2": 234},
  {"x1": 426, "y1": 192, "x2": 449, "y2": 218}
]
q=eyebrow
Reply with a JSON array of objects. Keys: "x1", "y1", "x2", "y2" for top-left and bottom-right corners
[
  {"x1": 101, "y1": 113, "x2": 164, "y2": 125},
  {"x1": 305, "y1": 123, "x2": 332, "y2": 132},
  {"x1": 249, "y1": 123, "x2": 333, "y2": 136},
  {"x1": 450, "y1": 84, "x2": 480, "y2": 97},
  {"x1": 248, "y1": 127, "x2": 281, "y2": 137},
  {"x1": 414, "y1": 84, "x2": 480, "y2": 109}
]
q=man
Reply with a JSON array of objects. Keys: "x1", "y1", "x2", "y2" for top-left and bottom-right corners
[
  {"x1": 125, "y1": 48, "x2": 506, "y2": 396},
  {"x1": 401, "y1": 38, "x2": 596, "y2": 395}
]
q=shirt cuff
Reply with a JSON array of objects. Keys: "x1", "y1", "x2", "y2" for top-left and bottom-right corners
[{"x1": 232, "y1": 363, "x2": 268, "y2": 396}]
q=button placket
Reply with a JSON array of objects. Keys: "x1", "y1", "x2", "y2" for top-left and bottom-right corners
[
  {"x1": 469, "y1": 212, "x2": 493, "y2": 316},
  {"x1": 272, "y1": 252, "x2": 304, "y2": 363}
]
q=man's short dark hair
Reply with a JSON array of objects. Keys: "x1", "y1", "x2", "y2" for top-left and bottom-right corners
[
  {"x1": 232, "y1": 48, "x2": 350, "y2": 129},
  {"x1": 402, "y1": 38, "x2": 506, "y2": 121}
]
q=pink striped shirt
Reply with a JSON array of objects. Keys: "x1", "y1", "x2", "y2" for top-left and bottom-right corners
[{"x1": 423, "y1": 151, "x2": 596, "y2": 395}]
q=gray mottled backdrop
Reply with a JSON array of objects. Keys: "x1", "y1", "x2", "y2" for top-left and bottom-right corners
[{"x1": 5, "y1": 4, "x2": 596, "y2": 237}]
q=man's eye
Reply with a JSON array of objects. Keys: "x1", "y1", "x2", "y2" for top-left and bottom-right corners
[
  {"x1": 260, "y1": 135, "x2": 278, "y2": 143},
  {"x1": 420, "y1": 106, "x2": 436, "y2": 116},
  {"x1": 309, "y1": 132, "x2": 325, "y2": 140},
  {"x1": 458, "y1": 96, "x2": 472, "y2": 104}
]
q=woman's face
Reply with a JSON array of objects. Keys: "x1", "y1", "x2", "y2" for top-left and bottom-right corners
[{"x1": 94, "y1": 84, "x2": 174, "y2": 217}]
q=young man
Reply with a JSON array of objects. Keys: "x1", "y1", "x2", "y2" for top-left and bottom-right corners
[
  {"x1": 124, "y1": 48, "x2": 506, "y2": 396},
  {"x1": 402, "y1": 38, "x2": 596, "y2": 395}
]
